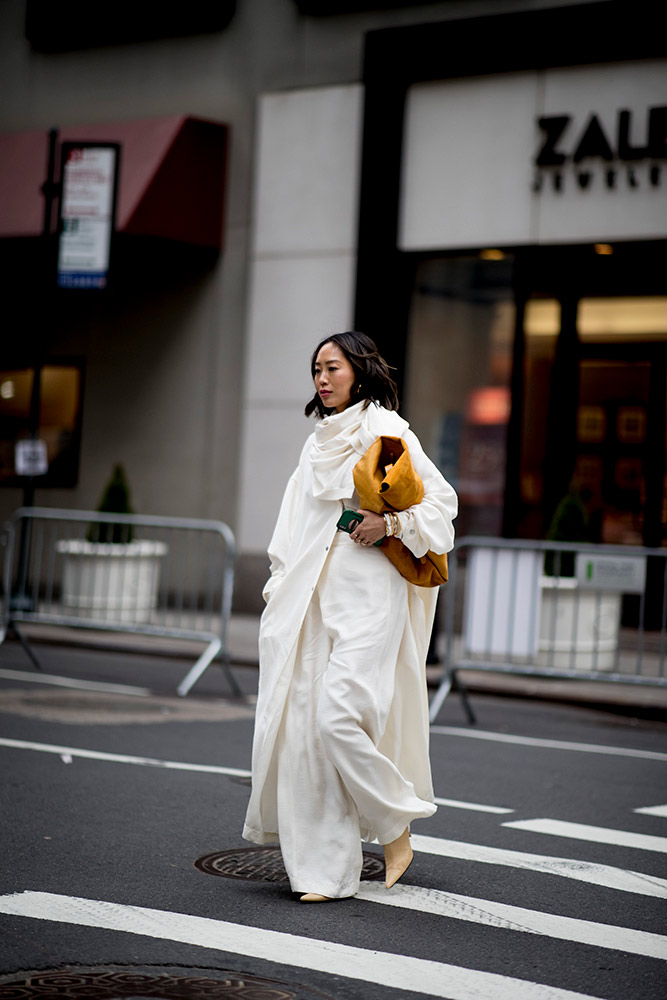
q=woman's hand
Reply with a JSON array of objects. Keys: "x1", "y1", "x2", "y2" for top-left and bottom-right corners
[{"x1": 350, "y1": 509, "x2": 386, "y2": 547}]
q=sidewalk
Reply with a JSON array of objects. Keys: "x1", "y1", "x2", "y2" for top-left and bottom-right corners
[{"x1": 7, "y1": 613, "x2": 667, "y2": 713}]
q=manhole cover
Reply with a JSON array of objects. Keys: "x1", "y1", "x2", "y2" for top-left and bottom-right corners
[
  {"x1": 0, "y1": 966, "x2": 337, "y2": 999},
  {"x1": 195, "y1": 846, "x2": 385, "y2": 883}
]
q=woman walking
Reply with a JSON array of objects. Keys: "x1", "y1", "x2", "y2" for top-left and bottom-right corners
[{"x1": 243, "y1": 331, "x2": 457, "y2": 901}]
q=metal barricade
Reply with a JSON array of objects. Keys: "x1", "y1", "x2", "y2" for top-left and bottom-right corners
[
  {"x1": 0, "y1": 522, "x2": 10, "y2": 646},
  {"x1": 0, "y1": 507, "x2": 240, "y2": 697},
  {"x1": 430, "y1": 535, "x2": 667, "y2": 723}
]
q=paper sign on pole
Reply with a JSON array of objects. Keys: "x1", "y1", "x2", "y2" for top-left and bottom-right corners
[
  {"x1": 57, "y1": 143, "x2": 119, "y2": 289},
  {"x1": 15, "y1": 439, "x2": 48, "y2": 477}
]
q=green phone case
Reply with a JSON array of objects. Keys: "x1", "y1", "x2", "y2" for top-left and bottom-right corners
[{"x1": 336, "y1": 509, "x2": 383, "y2": 545}]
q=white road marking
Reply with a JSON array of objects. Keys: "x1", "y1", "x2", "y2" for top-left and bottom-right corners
[
  {"x1": 635, "y1": 804, "x2": 667, "y2": 817},
  {"x1": 433, "y1": 796, "x2": 513, "y2": 814},
  {"x1": 503, "y1": 819, "x2": 667, "y2": 854},
  {"x1": 355, "y1": 882, "x2": 667, "y2": 960},
  {"x1": 0, "y1": 891, "x2": 605, "y2": 1000},
  {"x1": 0, "y1": 738, "x2": 251, "y2": 778},
  {"x1": 430, "y1": 726, "x2": 667, "y2": 763},
  {"x1": 0, "y1": 739, "x2": 663, "y2": 894},
  {"x1": 410, "y1": 834, "x2": 667, "y2": 898},
  {"x1": 0, "y1": 668, "x2": 151, "y2": 696},
  {"x1": 0, "y1": 739, "x2": 507, "y2": 813}
]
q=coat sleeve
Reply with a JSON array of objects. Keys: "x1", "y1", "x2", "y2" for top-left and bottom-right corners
[
  {"x1": 261, "y1": 435, "x2": 313, "y2": 603},
  {"x1": 262, "y1": 470, "x2": 300, "y2": 603},
  {"x1": 394, "y1": 429, "x2": 458, "y2": 558}
]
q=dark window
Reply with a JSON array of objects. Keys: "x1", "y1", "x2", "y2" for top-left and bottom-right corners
[{"x1": 0, "y1": 362, "x2": 84, "y2": 488}]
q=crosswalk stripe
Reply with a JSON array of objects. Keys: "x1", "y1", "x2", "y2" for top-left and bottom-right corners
[
  {"x1": 503, "y1": 819, "x2": 667, "y2": 854},
  {"x1": 430, "y1": 726, "x2": 667, "y2": 763},
  {"x1": 410, "y1": 835, "x2": 667, "y2": 898},
  {"x1": 635, "y1": 804, "x2": 667, "y2": 817},
  {"x1": 355, "y1": 882, "x2": 667, "y2": 960},
  {"x1": 0, "y1": 891, "x2": 605, "y2": 1000},
  {"x1": 2, "y1": 741, "x2": 664, "y2": 897}
]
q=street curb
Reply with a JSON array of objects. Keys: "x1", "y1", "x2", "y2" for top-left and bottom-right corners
[{"x1": 4, "y1": 623, "x2": 666, "y2": 713}]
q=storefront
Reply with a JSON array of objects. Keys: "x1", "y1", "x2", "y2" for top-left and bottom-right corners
[
  {"x1": 354, "y1": 1, "x2": 667, "y2": 550},
  {"x1": 0, "y1": 116, "x2": 231, "y2": 520},
  {"x1": 3, "y1": 0, "x2": 663, "y2": 610}
]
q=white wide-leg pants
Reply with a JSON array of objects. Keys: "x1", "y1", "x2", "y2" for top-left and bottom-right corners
[{"x1": 276, "y1": 530, "x2": 436, "y2": 898}]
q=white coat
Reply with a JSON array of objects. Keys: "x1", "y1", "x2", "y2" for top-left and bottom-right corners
[{"x1": 242, "y1": 400, "x2": 458, "y2": 847}]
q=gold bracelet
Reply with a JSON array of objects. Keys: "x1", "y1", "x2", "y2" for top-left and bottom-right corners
[{"x1": 384, "y1": 513, "x2": 393, "y2": 537}]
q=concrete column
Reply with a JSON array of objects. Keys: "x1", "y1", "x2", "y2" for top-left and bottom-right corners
[{"x1": 237, "y1": 84, "x2": 363, "y2": 603}]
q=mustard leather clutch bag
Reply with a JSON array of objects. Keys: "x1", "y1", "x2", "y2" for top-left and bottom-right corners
[{"x1": 353, "y1": 435, "x2": 448, "y2": 588}]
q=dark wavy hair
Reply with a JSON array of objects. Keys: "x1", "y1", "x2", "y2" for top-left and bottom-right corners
[{"x1": 304, "y1": 331, "x2": 399, "y2": 419}]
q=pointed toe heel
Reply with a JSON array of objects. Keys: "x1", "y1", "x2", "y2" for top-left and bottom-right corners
[{"x1": 384, "y1": 828, "x2": 413, "y2": 888}]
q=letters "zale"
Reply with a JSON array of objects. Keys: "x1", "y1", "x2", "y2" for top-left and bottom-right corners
[{"x1": 535, "y1": 107, "x2": 667, "y2": 166}]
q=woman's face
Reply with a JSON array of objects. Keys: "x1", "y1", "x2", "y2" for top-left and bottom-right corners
[{"x1": 313, "y1": 342, "x2": 357, "y2": 413}]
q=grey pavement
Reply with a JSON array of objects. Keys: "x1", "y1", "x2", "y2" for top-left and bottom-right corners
[{"x1": 1, "y1": 638, "x2": 666, "y2": 1000}]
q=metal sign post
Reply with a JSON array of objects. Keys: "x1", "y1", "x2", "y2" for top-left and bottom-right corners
[{"x1": 10, "y1": 129, "x2": 59, "y2": 611}]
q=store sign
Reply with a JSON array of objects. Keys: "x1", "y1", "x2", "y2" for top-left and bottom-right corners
[
  {"x1": 533, "y1": 106, "x2": 666, "y2": 193},
  {"x1": 399, "y1": 59, "x2": 667, "y2": 249},
  {"x1": 57, "y1": 143, "x2": 119, "y2": 289}
]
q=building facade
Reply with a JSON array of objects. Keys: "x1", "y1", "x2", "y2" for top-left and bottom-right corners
[{"x1": 1, "y1": 0, "x2": 665, "y2": 609}]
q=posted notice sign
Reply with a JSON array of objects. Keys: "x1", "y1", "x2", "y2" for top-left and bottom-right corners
[
  {"x1": 57, "y1": 143, "x2": 119, "y2": 289},
  {"x1": 15, "y1": 439, "x2": 48, "y2": 477}
]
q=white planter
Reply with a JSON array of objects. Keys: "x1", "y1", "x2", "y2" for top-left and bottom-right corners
[
  {"x1": 56, "y1": 539, "x2": 168, "y2": 623},
  {"x1": 538, "y1": 576, "x2": 621, "y2": 671},
  {"x1": 464, "y1": 547, "x2": 542, "y2": 658}
]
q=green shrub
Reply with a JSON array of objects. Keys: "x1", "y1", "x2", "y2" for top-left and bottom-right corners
[
  {"x1": 544, "y1": 488, "x2": 590, "y2": 577},
  {"x1": 87, "y1": 463, "x2": 134, "y2": 544}
]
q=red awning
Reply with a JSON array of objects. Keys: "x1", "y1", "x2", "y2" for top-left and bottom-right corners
[{"x1": 0, "y1": 116, "x2": 228, "y2": 250}]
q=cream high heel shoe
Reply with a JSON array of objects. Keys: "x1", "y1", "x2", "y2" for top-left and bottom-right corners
[
  {"x1": 300, "y1": 893, "x2": 332, "y2": 903},
  {"x1": 383, "y1": 828, "x2": 412, "y2": 888}
]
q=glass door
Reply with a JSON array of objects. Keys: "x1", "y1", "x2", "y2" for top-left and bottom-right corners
[
  {"x1": 576, "y1": 295, "x2": 667, "y2": 550},
  {"x1": 575, "y1": 358, "x2": 651, "y2": 547},
  {"x1": 517, "y1": 293, "x2": 667, "y2": 549}
]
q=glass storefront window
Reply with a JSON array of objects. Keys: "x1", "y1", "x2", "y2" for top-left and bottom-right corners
[
  {"x1": 406, "y1": 258, "x2": 667, "y2": 549},
  {"x1": 518, "y1": 293, "x2": 667, "y2": 548},
  {"x1": 578, "y1": 297, "x2": 667, "y2": 340},
  {"x1": 404, "y1": 255, "x2": 515, "y2": 536}
]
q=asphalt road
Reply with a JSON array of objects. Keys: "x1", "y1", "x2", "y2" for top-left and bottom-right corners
[{"x1": 0, "y1": 639, "x2": 666, "y2": 1000}]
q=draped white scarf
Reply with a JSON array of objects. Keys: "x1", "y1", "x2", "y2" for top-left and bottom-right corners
[{"x1": 311, "y1": 400, "x2": 408, "y2": 501}]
